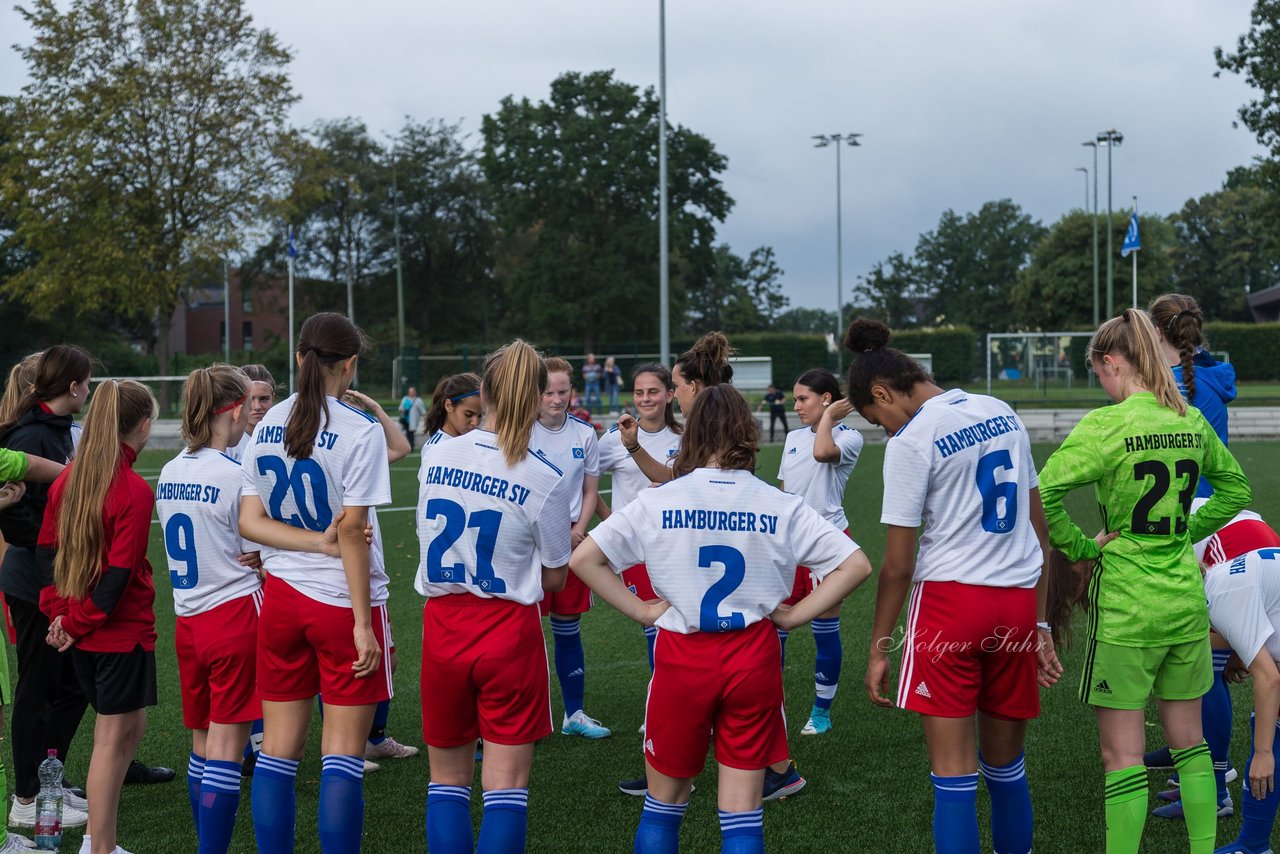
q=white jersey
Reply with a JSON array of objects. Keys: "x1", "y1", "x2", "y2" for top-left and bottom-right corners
[
  {"x1": 156, "y1": 447, "x2": 262, "y2": 617},
  {"x1": 778, "y1": 424, "x2": 864, "y2": 530},
  {"x1": 1205, "y1": 548, "x2": 1280, "y2": 666},
  {"x1": 598, "y1": 423, "x2": 681, "y2": 511},
  {"x1": 415, "y1": 428, "x2": 574, "y2": 606},
  {"x1": 589, "y1": 467, "x2": 858, "y2": 634},
  {"x1": 241, "y1": 394, "x2": 392, "y2": 607},
  {"x1": 227, "y1": 430, "x2": 253, "y2": 462},
  {"x1": 531, "y1": 415, "x2": 600, "y2": 523},
  {"x1": 881, "y1": 389, "x2": 1041, "y2": 588},
  {"x1": 1193, "y1": 504, "x2": 1269, "y2": 568}
]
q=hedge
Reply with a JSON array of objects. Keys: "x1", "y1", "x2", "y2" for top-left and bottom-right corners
[
  {"x1": 889, "y1": 327, "x2": 976, "y2": 383},
  {"x1": 1204, "y1": 322, "x2": 1280, "y2": 381}
]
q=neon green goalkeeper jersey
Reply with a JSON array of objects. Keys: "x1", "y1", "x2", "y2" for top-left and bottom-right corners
[
  {"x1": 0, "y1": 448, "x2": 29, "y2": 482},
  {"x1": 1039, "y1": 392, "x2": 1251, "y2": 647}
]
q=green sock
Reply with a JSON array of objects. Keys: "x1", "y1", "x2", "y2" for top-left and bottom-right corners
[
  {"x1": 1104, "y1": 765, "x2": 1148, "y2": 854},
  {"x1": 1172, "y1": 742, "x2": 1216, "y2": 854}
]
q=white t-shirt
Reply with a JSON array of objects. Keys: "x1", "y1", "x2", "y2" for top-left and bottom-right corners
[
  {"x1": 1194, "y1": 506, "x2": 1268, "y2": 568},
  {"x1": 589, "y1": 468, "x2": 858, "y2": 634},
  {"x1": 531, "y1": 415, "x2": 600, "y2": 523},
  {"x1": 598, "y1": 423, "x2": 681, "y2": 511},
  {"x1": 880, "y1": 389, "x2": 1041, "y2": 588},
  {"x1": 415, "y1": 428, "x2": 574, "y2": 606},
  {"x1": 156, "y1": 447, "x2": 262, "y2": 617},
  {"x1": 777, "y1": 423, "x2": 864, "y2": 531},
  {"x1": 241, "y1": 394, "x2": 392, "y2": 607},
  {"x1": 1205, "y1": 548, "x2": 1280, "y2": 666},
  {"x1": 227, "y1": 430, "x2": 252, "y2": 462}
]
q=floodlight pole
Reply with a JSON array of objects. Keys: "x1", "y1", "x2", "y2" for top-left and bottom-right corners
[
  {"x1": 1083, "y1": 141, "x2": 1100, "y2": 326},
  {"x1": 1074, "y1": 167, "x2": 1088, "y2": 211},
  {"x1": 392, "y1": 157, "x2": 406, "y2": 394},
  {"x1": 814, "y1": 133, "x2": 861, "y2": 374},
  {"x1": 658, "y1": 0, "x2": 670, "y2": 367},
  {"x1": 1098, "y1": 129, "x2": 1123, "y2": 318}
]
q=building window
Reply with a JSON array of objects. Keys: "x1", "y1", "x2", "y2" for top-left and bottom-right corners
[
  {"x1": 242, "y1": 321, "x2": 253, "y2": 353},
  {"x1": 242, "y1": 283, "x2": 252, "y2": 314}
]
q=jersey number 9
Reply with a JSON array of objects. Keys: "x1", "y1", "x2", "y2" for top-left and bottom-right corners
[{"x1": 164, "y1": 513, "x2": 200, "y2": 589}]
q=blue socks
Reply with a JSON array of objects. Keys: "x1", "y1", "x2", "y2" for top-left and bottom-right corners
[
  {"x1": 1205, "y1": 649, "x2": 1234, "y2": 801},
  {"x1": 252, "y1": 754, "x2": 299, "y2": 854},
  {"x1": 550, "y1": 616, "x2": 586, "y2": 716},
  {"x1": 187, "y1": 753, "x2": 205, "y2": 830},
  {"x1": 477, "y1": 788, "x2": 528, "y2": 853},
  {"x1": 1237, "y1": 714, "x2": 1280, "y2": 850},
  {"x1": 369, "y1": 699, "x2": 391, "y2": 745},
  {"x1": 426, "y1": 783, "x2": 473, "y2": 853},
  {"x1": 931, "y1": 773, "x2": 980, "y2": 854},
  {"x1": 980, "y1": 753, "x2": 1033, "y2": 854},
  {"x1": 776, "y1": 629, "x2": 789, "y2": 667},
  {"x1": 634, "y1": 795, "x2": 686, "y2": 853},
  {"x1": 812, "y1": 617, "x2": 842, "y2": 710},
  {"x1": 199, "y1": 759, "x2": 243, "y2": 854},
  {"x1": 718, "y1": 807, "x2": 764, "y2": 854},
  {"x1": 643, "y1": 626, "x2": 658, "y2": 671},
  {"x1": 318, "y1": 755, "x2": 364, "y2": 853}
]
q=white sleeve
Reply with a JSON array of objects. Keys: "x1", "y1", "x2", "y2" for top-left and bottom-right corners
[
  {"x1": 789, "y1": 503, "x2": 857, "y2": 579},
  {"x1": 837, "y1": 426, "x2": 864, "y2": 466},
  {"x1": 241, "y1": 439, "x2": 261, "y2": 497},
  {"x1": 532, "y1": 476, "x2": 573, "y2": 568},
  {"x1": 588, "y1": 500, "x2": 645, "y2": 574},
  {"x1": 1208, "y1": 582, "x2": 1275, "y2": 666},
  {"x1": 597, "y1": 432, "x2": 626, "y2": 474},
  {"x1": 1014, "y1": 417, "x2": 1038, "y2": 489},
  {"x1": 880, "y1": 440, "x2": 930, "y2": 527},
  {"x1": 342, "y1": 423, "x2": 393, "y2": 507},
  {"x1": 583, "y1": 429, "x2": 601, "y2": 477}
]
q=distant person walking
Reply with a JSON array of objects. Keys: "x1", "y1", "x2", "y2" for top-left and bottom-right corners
[
  {"x1": 602, "y1": 357, "x2": 623, "y2": 414},
  {"x1": 400, "y1": 387, "x2": 426, "y2": 452},
  {"x1": 581, "y1": 354, "x2": 602, "y2": 416},
  {"x1": 762, "y1": 384, "x2": 788, "y2": 442}
]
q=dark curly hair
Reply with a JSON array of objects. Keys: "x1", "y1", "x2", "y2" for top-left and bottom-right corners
[{"x1": 843, "y1": 318, "x2": 930, "y2": 409}]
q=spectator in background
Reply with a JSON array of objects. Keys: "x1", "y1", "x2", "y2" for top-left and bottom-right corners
[
  {"x1": 602, "y1": 357, "x2": 623, "y2": 415},
  {"x1": 762, "y1": 384, "x2": 788, "y2": 442},
  {"x1": 399, "y1": 387, "x2": 426, "y2": 451},
  {"x1": 582, "y1": 354, "x2": 602, "y2": 416}
]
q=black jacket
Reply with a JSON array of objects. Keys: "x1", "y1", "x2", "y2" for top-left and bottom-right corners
[{"x1": 0, "y1": 405, "x2": 73, "y2": 549}]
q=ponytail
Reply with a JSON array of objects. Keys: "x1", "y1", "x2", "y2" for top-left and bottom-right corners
[
  {"x1": 54, "y1": 380, "x2": 156, "y2": 599},
  {"x1": 674, "y1": 331, "x2": 735, "y2": 387},
  {"x1": 1090, "y1": 309, "x2": 1186, "y2": 415},
  {"x1": 632, "y1": 362, "x2": 681, "y2": 434},
  {"x1": 286, "y1": 313, "x2": 364, "y2": 460},
  {"x1": 483, "y1": 340, "x2": 546, "y2": 467},
  {"x1": 1148, "y1": 293, "x2": 1205, "y2": 404},
  {"x1": 0, "y1": 352, "x2": 41, "y2": 432},
  {"x1": 181, "y1": 364, "x2": 250, "y2": 451},
  {"x1": 843, "y1": 318, "x2": 930, "y2": 409},
  {"x1": 0, "y1": 345, "x2": 91, "y2": 436},
  {"x1": 424, "y1": 372, "x2": 482, "y2": 436}
]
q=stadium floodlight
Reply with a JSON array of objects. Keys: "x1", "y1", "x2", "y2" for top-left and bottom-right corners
[
  {"x1": 1097, "y1": 129, "x2": 1123, "y2": 318},
  {"x1": 1082, "y1": 141, "x2": 1100, "y2": 325},
  {"x1": 813, "y1": 133, "x2": 862, "y2": 373}
]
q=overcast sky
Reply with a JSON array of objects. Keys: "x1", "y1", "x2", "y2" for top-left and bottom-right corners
[{"x1": 1, "y1": 1, "x2": 1267, "y2": 312}]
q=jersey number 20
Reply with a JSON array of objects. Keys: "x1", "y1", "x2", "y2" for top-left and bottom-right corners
[{"x1": 257, "y1": 456, "x2": 332, "y2": 532}]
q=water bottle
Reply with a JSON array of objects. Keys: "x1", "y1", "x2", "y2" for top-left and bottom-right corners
[{"x1": 34, "y1": 750, "x2": 63, "y2": 851}]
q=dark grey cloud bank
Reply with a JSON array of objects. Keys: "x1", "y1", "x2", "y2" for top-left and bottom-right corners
[{"x1": 1, "y1": 0, "x2": 1265, "y2": 313}]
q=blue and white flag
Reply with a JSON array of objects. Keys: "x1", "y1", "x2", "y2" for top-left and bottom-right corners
[
  {"x1": 286, "y1": 228, "x2": 299, "y2": 259},
  {"x1": 1121, "y1": 212, "x2": 1141, "y2": 257}
]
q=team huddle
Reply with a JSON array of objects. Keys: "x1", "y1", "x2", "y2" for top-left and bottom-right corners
[{"x1": 0, "y1": 292, "x2": 1275, "y2": 854}]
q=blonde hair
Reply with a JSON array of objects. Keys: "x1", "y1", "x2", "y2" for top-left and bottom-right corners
[
  {"x1": 0, "y1": 352, "x2": 41, "y2": 429},
  {"x1": 55, "y1": 380, "x2": 157, "y2": 599},
  {"x1": 1090, "y1": 308, "x2": 1187, "y2": 415},
  {"x1": 483, "y1": 340, "x2": 546, "y2": 467},
  {"x1": 181, "y1": 364, "x2": 250, "y2": 451}
]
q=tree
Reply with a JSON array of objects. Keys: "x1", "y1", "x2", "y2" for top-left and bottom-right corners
[
  {"x1": 686, "y1": 244, "x2": 787, "y2": 333},
  {"x1": 1, "y1": 0, "x2": 297, "y2": 376},
  {"x1": 481, "y1": 70, "x2": 732, "y2": 348},
  {"x1": 774, "y1": 307, "x2": 836, "y2": 334},
  {"x1": 856, "y1": 251, "x2": 919, "y2": 328},
  {"x1": 914, "y1": 200, "x2": 1047, "y2": 334},
  {"x1": 1216, "y1": 2, "x2": 1280, "y2": 159}
]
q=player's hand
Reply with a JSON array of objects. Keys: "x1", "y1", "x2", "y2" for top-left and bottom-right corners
[
  {"x1": 616, "y1": 413, "x2": 639, "y2": 447},
  {"x1": 239, "y1": 551, "x2": 263, "y2": 570},
  {"x1": 342, "y1": 390, "x2": 384, "y2": 415},
  {"x1": 638, "y1": 599, "x2": 670, "y2": 627},
  {"x1": 46, "y1": 616, "x2": 75, "y2": 652},
  {"x1": 570, "y1": 528, "x2": 586, "y2": 549},
  {"x1": 865, "y1": 650, "x2": 894, "y2": 708},
  {"x1": 1035, "y1": 627, "x2": 1062, "y2": 687},
  {"x1": 352, "y1": 624, "x2": 381, "y2": 678},
  {"x1": 320, "y1": 511, "x2": 375, "y2": 556},
  {"x1": 1250, "y1": 749, "x2": 1275, "y2": 801},
  {"x1": 0, "y1": 481, "x2": 26, "y2": 511},
  {"x1": 1094, "y1": 529, "x2": 1120, "y2": 551},
  {"x1": 825, "y1": 398, "x2": 855, "y2": 422},
  {"x1": 1226, "y1": 652, "x2": 1251, "y2": 684},
  {"x1": 767, "y1": 604, "x2": 796, "y2": 632}
]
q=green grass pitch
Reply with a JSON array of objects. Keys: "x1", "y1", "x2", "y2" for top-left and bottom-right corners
[{"x1": 27, "y1": 440, "x2": 1280, "y2": 852}]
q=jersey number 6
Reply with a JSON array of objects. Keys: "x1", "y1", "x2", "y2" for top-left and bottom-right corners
[{"x1": 975, "y1": 450, "x2": 1018, "y2": 534}]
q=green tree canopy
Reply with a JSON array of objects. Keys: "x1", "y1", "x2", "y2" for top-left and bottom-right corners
[
  {"x1": 1216, "y1": 1, "x2": 1280, "y2": 158},
  {"x1": 855, "y1": 250, "x2": 918, "y2": 329},
  {"x1": 687, "y1": 245, "x2": 787, "y2": 333},
  {"x1": 481, "y1": 70, "x2": 732, "y2": 348},
  {"x1": 1, "y1": 0, "x2": 296, "y2": 372}
]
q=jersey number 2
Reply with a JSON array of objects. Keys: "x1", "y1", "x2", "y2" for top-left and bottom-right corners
[
  {"x1": 975, "y1": 450, "x2": 1018, "y2": 534},
  {"x1": 164, "y1": 513, "x2": 199, "y2": 589},
  {"x1": 424, "y1": 498, "x2": 506, "y2": 593},
  {"x1": 699, "y1": 545, "x2": 746, "y2": 632}
]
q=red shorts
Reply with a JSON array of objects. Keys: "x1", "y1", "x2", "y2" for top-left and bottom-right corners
[
  {"x1": 622, "y1": 563, "x2": 657, "y2": 602},
  {"x1": 256, "y1": 574, "x2": 393, "y2": 706},
  {"x1": 897, "y1": 580, "x2": 1039, "y2": 720},
  {"x1": 643, "y1": 619, "x2": 789, "y2": 778},
  {"x1": 540, "y1": 569, "x2": 593, "y2": 616},
  {"x1": 175, "y1": 591, "x2": 262, "y2": 729},
  {"x1": 782, "y1": 529, "x2": 848, "y2": 607},
  {"x1": 421, "y1": 594, "x2": 552, "y2": 748}
]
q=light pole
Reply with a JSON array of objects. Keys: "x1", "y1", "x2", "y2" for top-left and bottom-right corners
[
  {"x1": 1097, "y1": 129, "x2": 1123, "y2": 318},
  {"x1": 813, "y1": 133, "x2": 862, "y2": 374},
  {"x1": 1082, "y1": 140, "x2": 1100, "y2": 325},
  {"x1": 658, "y1": 0, "x2": 670, "y2": 366},
  {"x1": 1074, "y1": 166, "x2": 1088, "y2": 211},
  {"x1": 391, "y1": 153, "x2": 406, "y2": 393}
]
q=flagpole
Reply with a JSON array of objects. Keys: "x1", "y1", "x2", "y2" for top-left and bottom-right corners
[
  {"x1": 1131, "y1": 196, "x2": 1138, "y2": 309},
  {"x1": 287, "y1": 229, "x2": 296, "y2": 394}
]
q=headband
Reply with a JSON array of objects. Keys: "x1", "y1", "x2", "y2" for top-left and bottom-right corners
[
  {"x1": 300, "y1": 346, "x2": 350, "y2": 363},
  {"x1": 214, "y1": 394, "x2": 247, "y2": 415},
  {"x1": 448, "y1": 389, "x2": 480, "y2": 403}
]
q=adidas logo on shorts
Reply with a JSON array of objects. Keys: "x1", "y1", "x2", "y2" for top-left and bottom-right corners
[
  {"x1": 914, "y1": 681, "x2": 931, "y2": 699},
  {"x1": 1094, "y1": 680, "x2": 1112, "y2": 695},
  {"x1": 645, "y1": 738, "x2": 655, "y2": 755}
]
